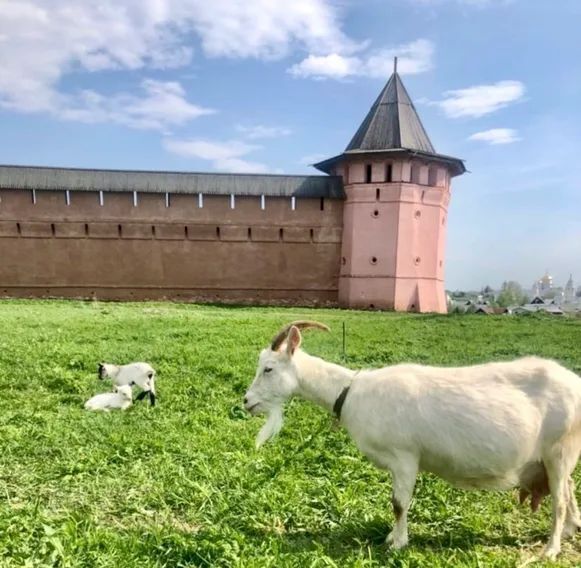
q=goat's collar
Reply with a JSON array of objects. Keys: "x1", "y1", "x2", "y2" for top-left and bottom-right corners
[
  {"x1": 333, "y1": 385, "x2": 350, "y2": 421},
  {"x1": 332, "y1": 370, "x2": 360, "y2": 421}
]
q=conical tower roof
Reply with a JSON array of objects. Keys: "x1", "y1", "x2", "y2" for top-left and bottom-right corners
[
  {"x1": 313, "y1": 58, "x2": 465, "y2": 177},
  {"x1": 345, "y1": 69, "x2": 435, "y2": 154}
]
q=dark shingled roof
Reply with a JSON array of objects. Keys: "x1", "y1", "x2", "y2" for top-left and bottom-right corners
[
  {"x1": 0, "y1": 165, "x2": 345, "y2": 199},
  {"x1": 346, "y1": 71, "x2": 435, "y2": 154},
  {"x1": 314, "y1": 65, "x2": 466, "y2": 178}
]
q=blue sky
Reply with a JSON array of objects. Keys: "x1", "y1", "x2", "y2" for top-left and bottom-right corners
[{"x1": 0, "y1": 0, "x2": 579, "y2": 291}]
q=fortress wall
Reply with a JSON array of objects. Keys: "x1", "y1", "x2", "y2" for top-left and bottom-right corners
[{"x1": 0, "y1": 189, "x2": 343, "y2": 305}]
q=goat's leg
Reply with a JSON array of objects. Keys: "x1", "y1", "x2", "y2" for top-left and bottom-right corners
[
  {"x1": 563, "y1": 477, "x2": 581, "y2": 538},
  {"x1": 543, "y1": 446, "x2": 576, "y2": 558},
  {"x1": 385, "y1": 455, "x2": 418, "y2": 550}
]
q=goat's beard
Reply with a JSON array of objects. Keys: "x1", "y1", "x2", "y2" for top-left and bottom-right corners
[{"x1": 255, "y1": 406, "x2": 284, "y2": 449}]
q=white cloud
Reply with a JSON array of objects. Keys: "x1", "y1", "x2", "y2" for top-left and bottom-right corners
[
  {"x1": 180, "y1": 0, "x2": 360, "y2": 60},
  {"x1": 468, "y1": 128, "x2": 520, "y2": 145},
  {"x1": 289, "y1": 39, "x2": 434, "y2": 80},
  {"x1": 236, "y1": 125, "x2": 292, "y2": 140},
  {"x1": 163, "y1": 138, "x2": 271, "y2": 173},
  {"x1": 290, "y1": 54, "x2": 358, "y2": 80},
  {"x1": 363, "y1": 39, "x2": 434, "y2": 77},
  {"x1": 0, "y1": 0, "x2": 359, "y2": 124},
  {"x1": 59, "y1": 80, "x2": 215, "y2": 131},
  {"x1": 299, "y1": 153, "x2": 328, "y2": 165},
  {"x1": 0, "y1": 1, "x2": 193, "y2": 114},
  {"x1": 435, "y1": 81, "x2": 525, "y2": 118},
  {"x1": 407, "y1": 0, "x2": 509, "y2": 5}
]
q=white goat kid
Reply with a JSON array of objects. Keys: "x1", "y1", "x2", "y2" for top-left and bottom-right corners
[
  {"x1": 85, "y1": 384, "x2": 133, "y2": 411},
  {"x1": 98, "y1": 362, "x2": 156, "y2": 406},
  {"x1": 243, "y1": 321, "x2": 581, "y2": 559}
]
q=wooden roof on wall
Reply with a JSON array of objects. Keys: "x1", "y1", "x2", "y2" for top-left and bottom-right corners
[{"x1": 0, "y1": 165, "x2": 345, "y2": 198}]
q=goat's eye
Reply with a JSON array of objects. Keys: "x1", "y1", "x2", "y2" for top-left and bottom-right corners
[{"x1": 264, "y1": 367, "x2": 272, "y2": 374}]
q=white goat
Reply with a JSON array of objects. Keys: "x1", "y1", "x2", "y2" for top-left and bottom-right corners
[
  {"x1": 98, "y1": 362, "x2": 156, "y2": 406},
  {"x1": 85, "y1": 384, "x2": 133, "y2": 411},
  {"x1": 243, "y1": 321, "x2": 581, "y2": 559}
]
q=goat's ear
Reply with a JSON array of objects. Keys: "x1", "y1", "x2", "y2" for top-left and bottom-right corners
[{"x1": 286, "y1": 326, "x2": 302, "y2": 356}]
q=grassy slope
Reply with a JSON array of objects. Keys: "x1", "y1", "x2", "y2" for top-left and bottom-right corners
[{"x1": 0, "y1": 300, "x2": 580, "y2": 567}]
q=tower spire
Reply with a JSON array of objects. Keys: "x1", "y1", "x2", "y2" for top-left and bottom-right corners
[{"x1": 341, "y1": 65, "x2": 435, "y2": 154}]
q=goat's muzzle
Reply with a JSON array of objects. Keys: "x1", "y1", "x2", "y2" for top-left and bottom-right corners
[{"x1": 244, "y1": 396, "x2": 261, "y2": 415}]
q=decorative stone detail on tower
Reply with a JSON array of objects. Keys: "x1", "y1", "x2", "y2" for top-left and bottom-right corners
[{"x1": 315, "y1": 59, "x2": 466, "y2": 313}]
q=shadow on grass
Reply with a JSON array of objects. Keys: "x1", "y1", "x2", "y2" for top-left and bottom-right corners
[
  {"x1": 241, "y1": 518, "x2": 523, "y2": 553},
  {"x1": 132, "y1": 519, "x2": 531, "y2": 567}
]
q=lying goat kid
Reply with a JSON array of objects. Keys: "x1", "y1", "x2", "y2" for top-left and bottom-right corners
[
  {"x1": 244, "y1": 321, "x2": 581, "y2": 559},
  {"x1": 85, "y1": 384, "x2": 133, "y2": 411},
  {"x1": 98, "y1": 362, "x2": 156, "y2": 406}
]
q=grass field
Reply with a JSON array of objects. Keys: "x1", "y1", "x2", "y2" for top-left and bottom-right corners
[{"x1": 0, "y1": 300, "x2": 580, "y2": 567}]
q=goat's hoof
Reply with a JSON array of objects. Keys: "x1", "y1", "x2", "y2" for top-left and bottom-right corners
[
  {"x1": 543, "y1": 545, "x2": 560, "y2": 560},
  {"x1": 385, "y1": 531, "x2": 408, "y2": 550}
]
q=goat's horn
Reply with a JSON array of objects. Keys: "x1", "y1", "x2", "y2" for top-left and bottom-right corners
[{"x1": 270, "y1": 320, "x2": 330, "y2": 351}]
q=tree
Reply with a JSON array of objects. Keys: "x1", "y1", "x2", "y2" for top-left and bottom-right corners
[
  {"x1": 496, "y1": 281, "x2": 527, "y2": 307},
  {"x1": 481, "y1": 285, "x2": 495, "y2": 302}
]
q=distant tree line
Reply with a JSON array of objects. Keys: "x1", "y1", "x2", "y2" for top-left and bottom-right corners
[
  {"x1": 448, "y1": 282, "x2": 529, "y2": 308},
  {"x1": 495, "y1": 281, "x2": 528, "y2": 307}
]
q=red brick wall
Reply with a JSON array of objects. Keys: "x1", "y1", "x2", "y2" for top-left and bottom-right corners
[{"x1": 0, "y1": 189, "x2": 343, "y2": 305}]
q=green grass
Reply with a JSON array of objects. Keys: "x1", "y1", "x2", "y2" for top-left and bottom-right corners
[{"x1": 0, "y1": 300, "x2": 580, "y2": 567}]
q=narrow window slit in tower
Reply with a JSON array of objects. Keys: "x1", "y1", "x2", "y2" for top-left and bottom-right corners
[
  {"x1": 365, "y1": 164, "x2": 372, "y2": 183},
  {"x1": 411, "y1": 165, "x2": 421, "y2": 184},
  {"x1": 428, "y1": 167, "x2": 437, "y2": 186}
]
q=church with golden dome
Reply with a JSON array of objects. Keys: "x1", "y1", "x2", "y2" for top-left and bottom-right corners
[{"x1": 531, "y1": 271, "x2": 579, "y2": 306}]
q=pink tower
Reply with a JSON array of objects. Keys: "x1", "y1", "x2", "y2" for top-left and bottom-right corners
[{"x1": 314, "y1": 58, "x2": 465, "y2": 313}]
